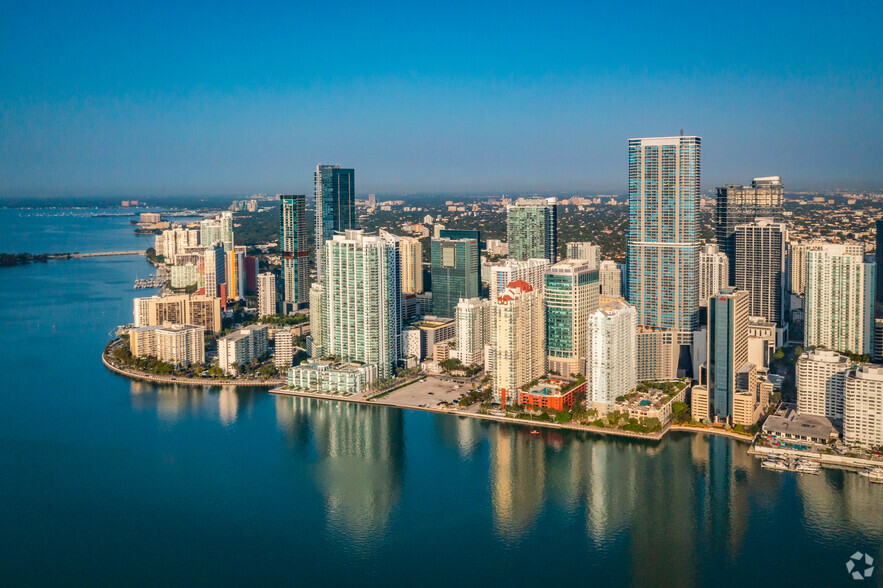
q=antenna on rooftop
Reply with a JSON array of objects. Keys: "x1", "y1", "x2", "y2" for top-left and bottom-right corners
[{"x1": 680, "y1": 129, "x2": 684, "y2": 136}]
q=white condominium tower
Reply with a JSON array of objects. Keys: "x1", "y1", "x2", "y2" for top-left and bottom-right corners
[
  {"x1": 399, "y1": 236, "x2": 424, "y2": 294},
  {"x1": 544, "y1": 259, "x2": 599, "y2": 376},
  {"x1": 587, "y1": 299, "x2": 637, "y2": 412},
  {"x1": 453, "y1": 297, "x2": 491, "y2": 367},
  {"x1": 492, "y1": 281, "x2": 545, "y2": 407},
  {"x1": 626, "y1": 136, "x2": 700, "y2": 332},
  {"x1": 566, "y1": 242, "x2": 600, "y2": 269},
  {"x1": 699, "y1": 243, "x2": 729, "y2": 307},
  {"x1": 796, "y1": 349, "x2": 849, "y2": 420},
  {"x1": 844, "y1": 366, "x2": 883, "y2": 448},
  {"x1": 598, "y1": 260, "x2": 622, "y2": 297},
  {"x1": 258, "y1": 272, "x2": 277, "y2": 318},
  {"x1": 315, "y1": 230, "x2": 402, "y2": 379},
  {"x1": 219, "y1": 211, "x2": 234, "y2": 251},
  {"x1": 487, "y1": 258, "x2": 551, "y2": 298},
  {"x1": 805, "y1": 245, "x2": 875, "y2": 356}
]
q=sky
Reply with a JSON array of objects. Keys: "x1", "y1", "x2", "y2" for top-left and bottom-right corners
[{"x1": 1, "y1": 0, "x2": 881, "y2": 198}]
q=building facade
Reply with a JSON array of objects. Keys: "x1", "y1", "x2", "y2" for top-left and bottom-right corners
[
  {"x1": 707, "y1": 288, "x2": 750, "y2": 421},
  {"x1": 598, "y1": 260, "x2": 622, "y2": 298},
  {"x1": 399, "y1": 236, "x2": 424, "y2": 294},
  {"x1": 315, "y1": 165, "x2": 356, "y2": 282},
  {"x1": 734, "y1": 218, "x2": 787, "y2": 325},
  {"x1": 453, "y1": 297, "x2": 490, "y2": 367},
  {"x1": 280, "y1": 194, "x2": 309, "y2": 310},
  {"x1": 430, "y1": 235, "x2": 480, "y2": 318},
  {"x1": 587, "y1": 299, "x2": 637, "y2": 412},
  {"x1": 566, "y1": 242, "x2": 600, "y2": 269},
  {"x1": 699, "y1": 243, "x2": 729, "y2": 307},
  {"x1": 844, "y1": 366, "x2": 883, "y2": 449},
  {"x1": 507, "y1": 198, "x2": 557, "y2": 263},
  {"x1": 544, "y1": 259, "x2": 599, "y2": 376},
  {"x1": 218, "y1": 325, "x2": 269, "y2": 375},
  {"x1": 493, "y1": 281, "x2": 545, "y2": 406},
  {"x1": 258, "y1": 272, "x2": 277, "y2": 317},
  {"x1": 796, "y1": 349, "x2": 849, "y2": 420},
  {"x1": 129, "y1": 323, "x2": 205, "y2": 367}
]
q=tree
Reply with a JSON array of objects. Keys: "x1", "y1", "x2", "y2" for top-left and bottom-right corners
[
  {"x1": 556, "y1": 410, "x2": 572, "y2": 424},
  {"x1": 773, "y1": 349, "x2": 785, "y2": 361},
  {"x1": 259, "y1": 364, "x2": 278, "y2": 377}
]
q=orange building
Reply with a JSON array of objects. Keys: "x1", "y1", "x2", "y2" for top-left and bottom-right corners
[{"x1": 518, "y1": 378, "x2": 584, "y2": 411}]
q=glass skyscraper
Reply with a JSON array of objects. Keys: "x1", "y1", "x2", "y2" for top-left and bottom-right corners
[
  {"x1": 280, "y1": 194, "x2": 309, "y2": 311},
  {"x1": 507, "y1": 199, "x2": 557, "y2": 263},
  {"x1": 544, "y1": 259, "x2": 599, "y2": 376},
  {"x1": 627, "y1": 136, "x2": 700, "y2": 332},
  {"x1": 315, "y1": 164, "x2": 356, "y2": 282},
  {"x1": 431, "y1": 236, "x2": 480, "y2": 318},
  {"x1": 707, "y1": 288, "x2": 750, "y2": 420}
]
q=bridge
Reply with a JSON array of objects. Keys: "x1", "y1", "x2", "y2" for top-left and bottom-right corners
[{"x1": 71, "y1": 250, "x2": 147, "y2": 258}]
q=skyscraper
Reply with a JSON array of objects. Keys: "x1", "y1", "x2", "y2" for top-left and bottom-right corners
[
  {"x1": 399, "y1": 236, "x2": 424, "y2": 294},
  {"x1": 431, "y1": 235, "x2": 480, "y2": 318},
  {"x1": 453, "y1": 297, "x2": 491, "y2": 367},
  {"x1": 487, "y1": 258, "x2": 551, "y2": 298},
  {"x1": 876, "y1": 219, "x2": 883, "y2": 361},
  {"x1": 627, "y1": 136, "x2": 700, "y2": 332},
  {"x1": 734, "y1": 219, "x2": 787, "y2": 325},
  {"x1": 316, "y1": 230, "x2": 402, "y2": 379},
  {"x1": 715, "y1": 176, "x2": 783, "y2": 284},
  {"x1": 507, "y1": 198, "x2": 557, "y2": 263},
  {"x1": 587, "y1": 299, "x2": 637, "y2": 413},
  {"x1": 544, "y1": 259, "x2": 599, "y2": 376},
  {"x1": 315, "y1": 165, "x2": 356, "y2": 282},
  {"x1": 219, "y1": 211, "x2": 234, "y2": 252},
  {"x1": 226, "y1": 247, "x2": 246, "y2": 301},
  {"x1": 203, "y1": 243, "x2": 225, "y2": 297},
  {"x1": 598, "y1": 260, "x2": 622, "y2": 297},
  {"x1": 280, "y1": 194, "x2": 309, "y2": 310},
  {"x1": 493, "y1": 281, "x2": 545, "y2": 406},
  {"x1": 707, "y1": 288, "x2": 751, "y2": 421},
  {"x1": 699, "y1": 244, "x2": 729, "y2": 307},
  {"x1": 258, "y1": 272, "x2": 277, "y2": 318},
  {"x1": 566, "y1": 242, "x2": 600, "y2": 269},
  {"x1": 805, "y1": 245, "x2": 875, "y2": 356}
]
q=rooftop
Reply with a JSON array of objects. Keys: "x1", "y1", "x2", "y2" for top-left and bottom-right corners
[{"x1": 762, "y1": 405, "x2": 839, "y2": 439}]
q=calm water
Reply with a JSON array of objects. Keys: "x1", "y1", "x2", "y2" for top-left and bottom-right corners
[{"x1": 0, "y1": 209, "x2": 880, "y2": 587}]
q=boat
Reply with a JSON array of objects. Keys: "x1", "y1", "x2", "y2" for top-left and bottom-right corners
[
  {"x1": 761, "y1": 458, "x2": 790, "y2": 471},
  {"x1": 794, "y1": 460, "x2": 820, "y2": 475},
  {"x1": 859, "y1": 467, "x2": 883, "y2": 483},
  {"x1": 530, "y1": 429, "x2": 540, "y2": 435}
]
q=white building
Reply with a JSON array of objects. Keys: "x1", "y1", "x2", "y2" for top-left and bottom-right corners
[
  {"x1": 130, "y1": 323, "x2": 205, "y2": 368},
  {"x1": 273, "y1": 328, "x2": 294, "y2": 369},
  {"x1": 587, "y1": 299, "x2": 637, "y2": 412},
  {"x1": 598, "y1": 260, "x2": 622, "y2": 297},
  {"x1": 287, "y1": 361, "x2": 378, "y2": 395},
  {"x1": 487, "y1": 258, "x2": 551, "y2": 298},
  {"x1": 453, "y1": 297, "x2": 490, "y2": 366},
  {"x1": 566, "y1": 242, "x2": 601, "y2": 269},
  {"x1": 170, "y1": 263, "x2": 199, "y2": 289},
  {"x1": 203, "y1": 244, "x2": 225, "y2": 298},
  {"x1": 492, "y1": 281, "x2": 545, "y2": 406},
  {"x1": 805, "y1": 245, "x2": 875, "y2": 355},
  {"x1": 844, "y1": 366, "x2": 883, "y2": 448},
  {"x1": 699, "y1": 243, "x2": 729, "y2": 306},
  {"x1": 796, "y1": 349, "x2": 849, "y2": 420},
  {"x1": 217, "y1": 325, "x2": 269, "y2": 375},
  {"x1": 258, "y1": 272, "x2": 277, "y2": 318}
]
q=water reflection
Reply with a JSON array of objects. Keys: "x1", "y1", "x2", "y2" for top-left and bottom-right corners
[{"x1": 129, "y1": 381, "x2": 259, "y2": 425}]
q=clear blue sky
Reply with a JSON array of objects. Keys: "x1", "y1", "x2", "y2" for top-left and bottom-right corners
[{"x1": 1, "y1": 0, "x2": 881, "y2": 198}]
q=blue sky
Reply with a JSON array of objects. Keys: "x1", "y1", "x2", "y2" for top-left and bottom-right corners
[{"x1": 1, "y1": 0, "x2": 881, "y2": 198}]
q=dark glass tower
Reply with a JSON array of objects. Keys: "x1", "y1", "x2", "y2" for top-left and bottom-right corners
[
  {"x1": 280, "y1": 194, "x2": 309, "y2": 311},
  {"x1": 430, "y1": 236, "x2": 480, "y2": 318},
  {"x1": 315, "y1": 165, "x2": 356, "y2": 282}
]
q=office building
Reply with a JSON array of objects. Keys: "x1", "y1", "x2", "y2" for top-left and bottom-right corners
[
  {"x1": 280, "y1": 194, "x2": 309, "y2": 310},
  {"x1": 218, "y1": 325, "x2": 269, "y2": 375},
  {"x1": 129, "y1": 323, "x2": 205, "y2": 367},
  {"x1": 734, "y1": 218, "x2": 787, "y2": 325},
  {"x1": 274, "y1": 329, "x2": 294, "y2": 369},
  {"x1": 805, "y1": 245, "x2": 875, "y2": 356},
  {"x1": 453, "y1": 298, "x2": 491, "y2": 367},
  {"x1": 493, "y1": 281, "x2": 545, "y2": 406},
  {"x1": 796, "y1": 349, "x2": 849, "y2": 420},
  {"x1": 399, "y1": 236, "x2": 424, "y2": 294},
  {"x1": 715, "y1": 176, "x2": 784, "y2": 284},
  {"x1": 707, "y1": 288, "x2": 750, "y2": 421},
  {"x1": 747, "y1": 316, "x2": 776, "y2": 371},
  {"x1": 316, "y1": 230, "x2": 401, "y2": 379},
  {"x1": 203, "y1": 244, "x2": 225, "y2": 298},
  {"x1": 258, "y1": 272, "x2": 277, "y2": 318},
  {"x1": 544, "y1": 259, "x2": 599, "y2": 376},
  {"x1": 699, "y1": 244, "x2": 728, "y2": 307},
  {"x1": 431, "y1": 235, "x2": 480, "y2": 318},
  {"x1": 598, "y1": 260, "x2": 622, "y2": 297},
  {"x1": 507, "y1": 198, "x2": 557, "y2": 263},
  {"x1": 315, "y1": 165, "x2": 356, "y2": 282},
  {"x1": 587, "y1": 299, "x2": 637, "y2": 413},
  {"x1": 566, "y1": 242, "x2": 600, "y2": 269},
  {"x1": 627, "y1": 136, "x2": 700, "y2": 332},
  {"x1": 844, "y1": 366, "x2": 883, "y2": 448}
]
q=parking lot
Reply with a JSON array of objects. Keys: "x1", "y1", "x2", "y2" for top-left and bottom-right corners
[{"x1": 382, "y1": 376, "x2": 471, "y2": 408}]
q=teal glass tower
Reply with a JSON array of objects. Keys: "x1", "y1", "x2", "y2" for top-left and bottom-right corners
[
  {"x1": 627, "y1": 136, "x2": 700, "y2": 332},
  {"x1": 507, "y1": 199, "x2": 557, "y2": 263},
  {"x1": 431, "y1": 236, "x2": 480, "y2": 318},
  {"x1": 315, "y1": 165, "x2": 356, "y2": 282},
  {"x1": 280, "y1": 194, "x2": 308, "y2": 311}
]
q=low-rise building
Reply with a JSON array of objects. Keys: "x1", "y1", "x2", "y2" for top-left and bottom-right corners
[
  {"x1": 217, "y1": 325, "x2": 269, "y2": 374},
  {"x1": 762, "y1": 404, "x2": 839, "y2": 446},
  {"x1": 691, "y1": 385, "x2": 709, "y2": 422},
  {"x1": 518, "y1": 377, "x2": 583, "y2": 411},
  {"x1": 287, "y1": 361, "x2": 377, "y2": 395},
  {"x1": 618, "y1": 382, "x2": 688, "y2": 423}
]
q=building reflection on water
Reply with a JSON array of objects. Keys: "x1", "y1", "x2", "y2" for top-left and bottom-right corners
[{"x1": 129, "y1": 381, "x2": 258, "y2": 425}]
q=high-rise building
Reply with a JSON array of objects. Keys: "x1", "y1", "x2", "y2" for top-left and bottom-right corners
[
  {"x1": 734, "y1": 219, "x2": 787, "y2": 325},
  {"x1": 203, "y1": 244, "x2": 225, "y2": 298},
  {"x1": 487, "y1": 258, "x2": 551, "y2": 298},
  {"x1": 715, "y1": 176, "x2": 783, "y2": 284},
  {"x1": 274, "y1": 329, "x2": 294, "y2": 369},
  {"x1": 218, "y1": 325, "x2": 269, "y2": 375},
  {"x1": 399, "y1": 236, "x2": 424, "y2": 294},
  {"x1": 844, "y1": 366, "x2": 883, "y2": 448},
  {"x1": 587, "y1": 299, "x2": 637, "y2": 413},
  {"x1": 507, "y1": 198, "x2": 557, "y2": 263},
  {"x1": 309, "y1": 283, "x2": 325, "y2": 358},
  {"x1": 200, "y1": 218, "x2": 222, "y2": 248},
  {"x1": 315, "y1": 165, "x2": 356, "y2": 282},
  {"x1": 790, "y1": 241, "x2": 864, "y2": 296},
  {"x1": 258, "y1": 272, "x2": 277, "y2": 318},
  {"x1": 876, "y1": 219, "x2": 883, "y2": 362},
  {"x1": 130, "y1": 323, "x2": 205, "y2": 368},
  {"x1": 796, "y1": 349, "x2": 849, "y2": 420},
  {"x1": 493, "y1": 281, "x2": 545, "y2": 406},
  {"x1": 316, "y1": 230, "x2": 401, "y2": 379},
  {"x1": 699, "y1": 244, "x2": 729, "y2": 307},
  {"x1": 280, "y1": 194, "x2": 309, "y2": 310},
  {"x1": 452, "y1": 297, "x2": 490, "y2": 367},
  {"x1": 707, "y1": 288, "x2": 750, "y2": 421},
  {"x1": 431, "y1": 235, "x2": 480, "y2": 318},
  {"x1": 598, "y1": 260, "x2": 622, "y2": 298},
  {"x1": 226, "y1": 247, "x2": 246, "y2": 301},
  {"x1": 133, "y1": 294, "x2": 222, "y2": 333},
  {"x1": 627, "y1": 136, "x2": 700, "y2": 332},
  {"x1": 219, "y1": 211, "x2": 234, "y2": 252},
  {"x1": 544, "y1": 259, "x2": 599, "y2": 376},
  {"x1": 805, "y1": 245, "x2": 875, "y2": 356},
  {"x1": 566, "y1": 242, "x2": 600, "y2": 269}
]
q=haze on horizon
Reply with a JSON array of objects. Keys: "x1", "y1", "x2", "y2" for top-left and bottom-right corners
[{"x1": 1, "y1": 0, "x2": 881, "y2": 199}]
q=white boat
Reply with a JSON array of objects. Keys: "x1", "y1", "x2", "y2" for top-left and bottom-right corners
[
  {"x1": 762, "y1": 458, "x2": 790, "y2": 471},
  {"x1": 859, "y1": 467, "x2": 883, "y2": 483},
  {"x1": 795, "y1": 461, "x2": 820, "y2": 474}
]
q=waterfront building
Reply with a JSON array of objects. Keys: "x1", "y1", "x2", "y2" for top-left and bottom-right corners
[
  {"x1": 317, "y1": 230, "x2": 401, "y2": 379},
  {"x1": 587, "y1": 298, "x2": 637, "y2": 413},
  {"x1": 691, "y1": 385, "x2": 710, "y2": 422},
  {"x1": 156, "y1": 227, "x2": 200, "y2": 263},
  {"x1": 734, "y1": 218, "x2": 787, "y2": 325},
  {"x1": 431, "y1": 234, "x2": 480, "y2": 318},
  {"x1": 796, "y1": 349, "x2": 849, "y2": 420},
  {"x1": 544, "y1": 259, "x2": 599, "y2": 376},
  {"x1": 699, "y1": 244, "x2": 729, "y2": 307},
  {"x1": 566, "y1": 242, "x2": 600, "y2": 269},
  {"x1": 715, "y1": 176, "x2": 784, "y2": 284},
  {"x1": 493, "y1": 281, "x2": 545, "y2": 406},
  {"x1": 140, "y1": 212, "x2": 161, "y2": 224},
  {"x1": 280, "y1": 194, "x2": 309, "y2": 310},
  {"x1": 133, "y1": 296, "x2": 152, "y2": 328},
  {"x1": 134, "y1": 294, "x2": 222, "y2": 333},
  {"x1": 170, "y1": 263, "x2": 199, "y2": 289},
  {"x1": 877, "y1": 219, "x2": 883, "y2": 362},
  {"x1": 627, "y1": 136, "x2": 700, "y2": 332},
  {"x1": 217, "y1": 325, "x2": 269, "y2": 375},
  {"x1": 843, "y1": 366, "x2": 883, "y2": 448},
  {"x1": 598, "y1": 260, "x2": 621, "y2": 298},
  {"x1": 287, "y1": 360, "x2": 378, "y2": 395},
  {"x1": 129, "y1": 323, "x2": 205, "y2": 367},
  {"x1": 707, "y1": 288, "x2": 750, "y2": 421},
  {"x1": 203, "y1": 244, "x2": 225, "y2": 298},
  {"x1": 315, "y1": 165, "x2": 356, "y2": 282},
  {"x1": 258, "y1": 272, "x2": 277, "y2": 318},
  {"x1": 805, "y1": 245, "x2": 875, "y2": 356},
  {"x1": 518, "y1": 377, "x2": 583, "y2": 411},
  {"x1": 732, "y1": 363, "x2": 762, "y2": 427},
  {"x1": 507, "y1": 198, "x2": 557, "y2": 263},
  {"x1": 309, "y1": 283, "x2": 325, "y2": 358},
  {"x1": 273, "y1": 329, "x2": 294, "y2": 369},
  {"x1": 635, "y1": 328, "x2": 685, "y2": 382},
  {"x1": 399, "y1": 236, "x2": 424, "y2": 294},
  {"x1": 408, "y1": 317, "x2": 456, "y2": 362},
  {"x1": 453, "y1": 297, "x2": 491, "y2": 367}
]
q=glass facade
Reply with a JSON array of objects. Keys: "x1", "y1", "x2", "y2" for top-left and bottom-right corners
[
  {"x1": 280, "y1": 194, "x2": 309, "y2": 309},
  {"x1": 315, "y1": 165, "x2": 356, "y2": 282},
  {"x1": 431, "y1": 237, "x2": 480, "y2": 318},
  {"x1": 507, "y1": 201, "x2": 557, "y2": 263}
]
